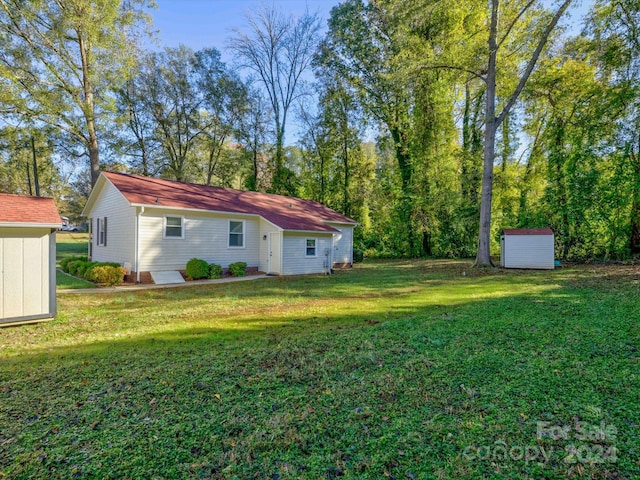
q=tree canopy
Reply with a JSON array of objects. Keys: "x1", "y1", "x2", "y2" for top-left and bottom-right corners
[{"x1": 1, "y1": 0, "x2": 639, "y2": 262}]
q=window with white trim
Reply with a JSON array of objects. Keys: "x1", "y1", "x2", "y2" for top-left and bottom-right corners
[
  {"x1": 306, "y1": 238, "x2": 317, "y2": 257},
  {"x1": 96, "y1": 217, "x2": 107, "y2": 246},
  {"x1": 164, "y1": 216, "x2": 184, "y2": 238},
  {"x1": 229, "y1": 220, "x2": 244, "y2": 248}
]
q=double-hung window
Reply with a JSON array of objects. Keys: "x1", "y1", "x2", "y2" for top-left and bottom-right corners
[
  {"x1": 229, "y1": 220, "x2": 244, "y2": 248},
  {"x1": 164, "y1": 216, "x2": 184, "y2": 238},
  {"x1": 96, "y1": 217, "x2": 107, "y2": 246},
  {"x1": 306, "y1": 238, "x2": 317, "y2": 257}
]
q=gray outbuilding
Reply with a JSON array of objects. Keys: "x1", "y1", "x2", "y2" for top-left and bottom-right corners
[{"x1": 0, "y1": 193, "x2": 62, "y2": 326}]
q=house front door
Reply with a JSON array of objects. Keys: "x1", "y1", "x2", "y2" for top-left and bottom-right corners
[{"x1": 268, "y1": 232, "x2": 282, "y2": 275}]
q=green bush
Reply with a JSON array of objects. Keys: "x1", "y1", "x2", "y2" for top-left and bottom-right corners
[
  {"x1": 185, "y1": 258, "x2": 210, "y2": 280},
  {"x1": 86, "y1": 265, "x2": 126, "y2": 286},
  {"x1": 209, "y1": 263, "x2": 223, "y2": 279},
  {"x1": 61, "y1": 255, "x2": 87, "y2": 273},
  {"x1": 76, "y1": 261, "x2": 98, "y2": 277},
  {"x1": 68, "y1": 260, "x2": 88, "y2": 276},
  {"x1": 353, "y1": 249, "x2": 364, "y2": 263},
  {"x1": 228, "y1": 261, "x2": 247, "y2": 277},
  {"x1": 84, "y1": 262, "x2": 119, "y2": 280}
]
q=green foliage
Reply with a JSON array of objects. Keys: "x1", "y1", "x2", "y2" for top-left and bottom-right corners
[
  {"x1": 185, "y1": 258, "x2": 210, "y2": 280},
  {"x1": 0, "y1": 0, "x2": 153, "y2": 186},
  {"x1": 208, "y1": 263, "x2": 223, "y2": 279},
  {"x1": 58, "y1": 253, "x2": 124, "y2": 286},
  {"x1": 85, "y1": 265, "x2": 126, "y2": 286},
  {"x1": 67, "y1": 260, "x2": 87, "y2": 276},
  {"x1": 228, "y1": 261, "x2": 247, "y2": 277},
  {"x1": 60, "y1": 255, "x2": 88, "y2": 273},
  {"x1": 2, "y1": 261, "x2": 640, "y2": 478},
  {"x1": 76, "y1": 261, "x2": 97, "y2": 277}
]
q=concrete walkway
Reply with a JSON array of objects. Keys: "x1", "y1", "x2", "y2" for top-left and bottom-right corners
[{"x1": 58, "y1": 273, "x2": 269, "y2": 295}]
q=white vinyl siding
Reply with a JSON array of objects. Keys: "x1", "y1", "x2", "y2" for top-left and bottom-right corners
[
  {"x1": 87, "y1": 181, "x2": 136, "y2": 265},
  {"x1": 282, "y1": 233, "x2": 333, "y2": 275},
  {"x1": 138, "y1": 210, "x2": 260, "y2": 271},
  {"x1": 0, "y1": 227, "x2": 55, "y2": 323},
  {"x1": 501, "y1": 234, "x2": 555, "y2": 269},
  {"x1": 327, "y1": 223, "x2": 354, "y2": 265}
]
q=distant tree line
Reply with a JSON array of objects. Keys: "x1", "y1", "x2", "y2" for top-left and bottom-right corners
[{"x1": 1, "y1": 0, "x2": 639, "y2": 261}]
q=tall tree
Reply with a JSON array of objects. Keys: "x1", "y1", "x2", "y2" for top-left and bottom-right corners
[
  {"x1": 317, "y1": 0, "x2": 417, "y2": 253},
  {"x1": 193, "y1": 48, "x2": 248, "y2": 185},
  {"x1": 0, "y1": 0, "x2": 153, "y2": 187},
  {"x1": 475, "y1": 0, "x2": 573, "y2": 266},
  {"x1": 228, "y1": 5, "x2": 321, "y2": 196},
  {"x1": 237, "y1": 88, "x2": 271, "y2": 191},
  {"x1": 136, "y1": 46, "x2": 205, "y2": 182}
]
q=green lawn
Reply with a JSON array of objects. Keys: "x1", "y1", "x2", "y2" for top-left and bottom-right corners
[
  {"x1": 1, "y1": 260, "x2": 638, "y2": 479},
  {"x1": 55, "y1": 233, "x2": 95, "y2": 290}
]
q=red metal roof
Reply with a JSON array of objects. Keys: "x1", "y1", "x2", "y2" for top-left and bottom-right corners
[
  {"x1": 102, "y1": 172, "x2": 357, "y2": 233},
  {"x1": 0, "y1": 193, "x2": 61, "y2": 226},
  {"x1": 503, "y1": 228, "x2": 554, "y2": 236}
]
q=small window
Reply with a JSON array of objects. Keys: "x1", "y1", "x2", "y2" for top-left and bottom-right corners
[
  {"x1": 97, "y1": 217, "x2": 107, "y2": 246},
  {"x1": 229, "y1": 220, "x2": 244, "y2": 248},
  {"x1": 306, "y1": 238, "x2": 317, "y2": 257},
  {"x1": 164, "y1": 216, "x2": 184, "y2": 238}
]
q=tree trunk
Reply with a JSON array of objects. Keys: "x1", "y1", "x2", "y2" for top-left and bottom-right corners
[
  {"x1": 475, "y1": 0, "x2": 572, "y2": 266},
  {"x1": 31, "y1": 136, "x2": 40, "y2": 196},
  {"x1": 629, "y1": 139, "x2": 640, "y2": 253},
  {"x1": 342, "y1": 129, "x2": 350, "y2": 217},
  {"x1": 475, "y1": 0, "x2": 499, "y2": 267},
  {"x1": 390, "y1": 127, "x2": 414, "y2": 255},
  {"x1": 78, "y1": 30, "x2": 100, "y2": 187}
]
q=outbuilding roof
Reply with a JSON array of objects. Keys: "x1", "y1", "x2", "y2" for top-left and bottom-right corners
[
  {"x1": 98, "y1": 172, "x2": 357, "y2": 233},
  {"x1": 503, "y1": 228, "x2": 554, "y2": 236},
  {"x1": 0, "y1": 193, "x2": 62, "y2": 227}
]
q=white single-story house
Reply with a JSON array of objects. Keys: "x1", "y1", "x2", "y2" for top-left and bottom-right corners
[
  {"x1": 82, "y1": 172, "x2": 358, "y2": 281},
  {"x1": 0, "y1": 193, "x2": 62, "y2": 326},
  {"x1": 500, "y1": 228, "x2": 555, "y2": 269}
]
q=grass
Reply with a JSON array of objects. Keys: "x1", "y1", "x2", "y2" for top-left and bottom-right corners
[
  {"x1": 1, "y1": 260, "x2": 639, "y2": 479},
  {"x1": 55, "y1": 233, "x2": 95, "y2": 290}
]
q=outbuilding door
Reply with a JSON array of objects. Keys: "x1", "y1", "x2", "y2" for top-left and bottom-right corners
[
  {"x1": 268, "y1": 232, "x2": 282, "y2": 275},
  {"x1": 0, "y1": 229, "x2": 54, "y2": 323}
]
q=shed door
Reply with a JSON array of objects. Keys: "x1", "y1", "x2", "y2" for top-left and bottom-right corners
[
  {"x1": 1, "y1": 232, "x2": 49, "y2": 321},
  {"x1": 268, "y1": 232, "x2": 282, "y2": 275}
]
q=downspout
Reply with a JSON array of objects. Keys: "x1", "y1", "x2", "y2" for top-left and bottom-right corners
[{"x1": 136, "y1": 206, "x2": 144, "y2": 283}]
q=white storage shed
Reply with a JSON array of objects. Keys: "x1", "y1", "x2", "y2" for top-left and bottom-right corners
[
  {"x1": 0, "y1": 194, "x2": 62, "y2": 326},
  {"x1": 500, "y1": 228, "x2": 555, "y2": 270}
]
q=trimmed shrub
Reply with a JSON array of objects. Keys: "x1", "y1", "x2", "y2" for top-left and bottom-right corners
[
  {"x1": 68, "y1": 260, "x2": 88, "y2": 276},
  {"x1": 185, "y1": 258, "x2": 210, "y2": 280},
  {"x1": 86, "y1": 265, "x2": 126, "y2": 286},
  {"x1": 61, "y1": 255, "x2": 87, "y2": 273},
  {"x1": 76, "y1": 261, "x2": 98, "y2": 277},
  {"x1": 209, "y1": 263, "x2": 223, "y2": 279},
  {"x1": 353, "y1": 249, "x2": 364, "y2": 263},
  {"x1": 228, "y1": 261, "x2": 247, "y2": 277},
  {"x1": 84, "y1": 262, "x2": 119, "y2": 281}
]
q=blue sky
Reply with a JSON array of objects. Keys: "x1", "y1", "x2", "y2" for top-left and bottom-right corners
[
  {"x1": 151, "y1": 0, "x2": 591, "y2": 56},
  {"x1": 151, "y1": 0, "x2": 338, "y2": 63}
]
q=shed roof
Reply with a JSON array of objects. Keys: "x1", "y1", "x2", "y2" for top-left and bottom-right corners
[
  {"x1": 0, "y1": 193, "x2": 61, "y2": 227},
  {"x1": 503, "y1": 228, "x2": 554, "y2": 236},
  {"x1": 98, "y1": 172, "x2": 357, "y2": 233}
]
